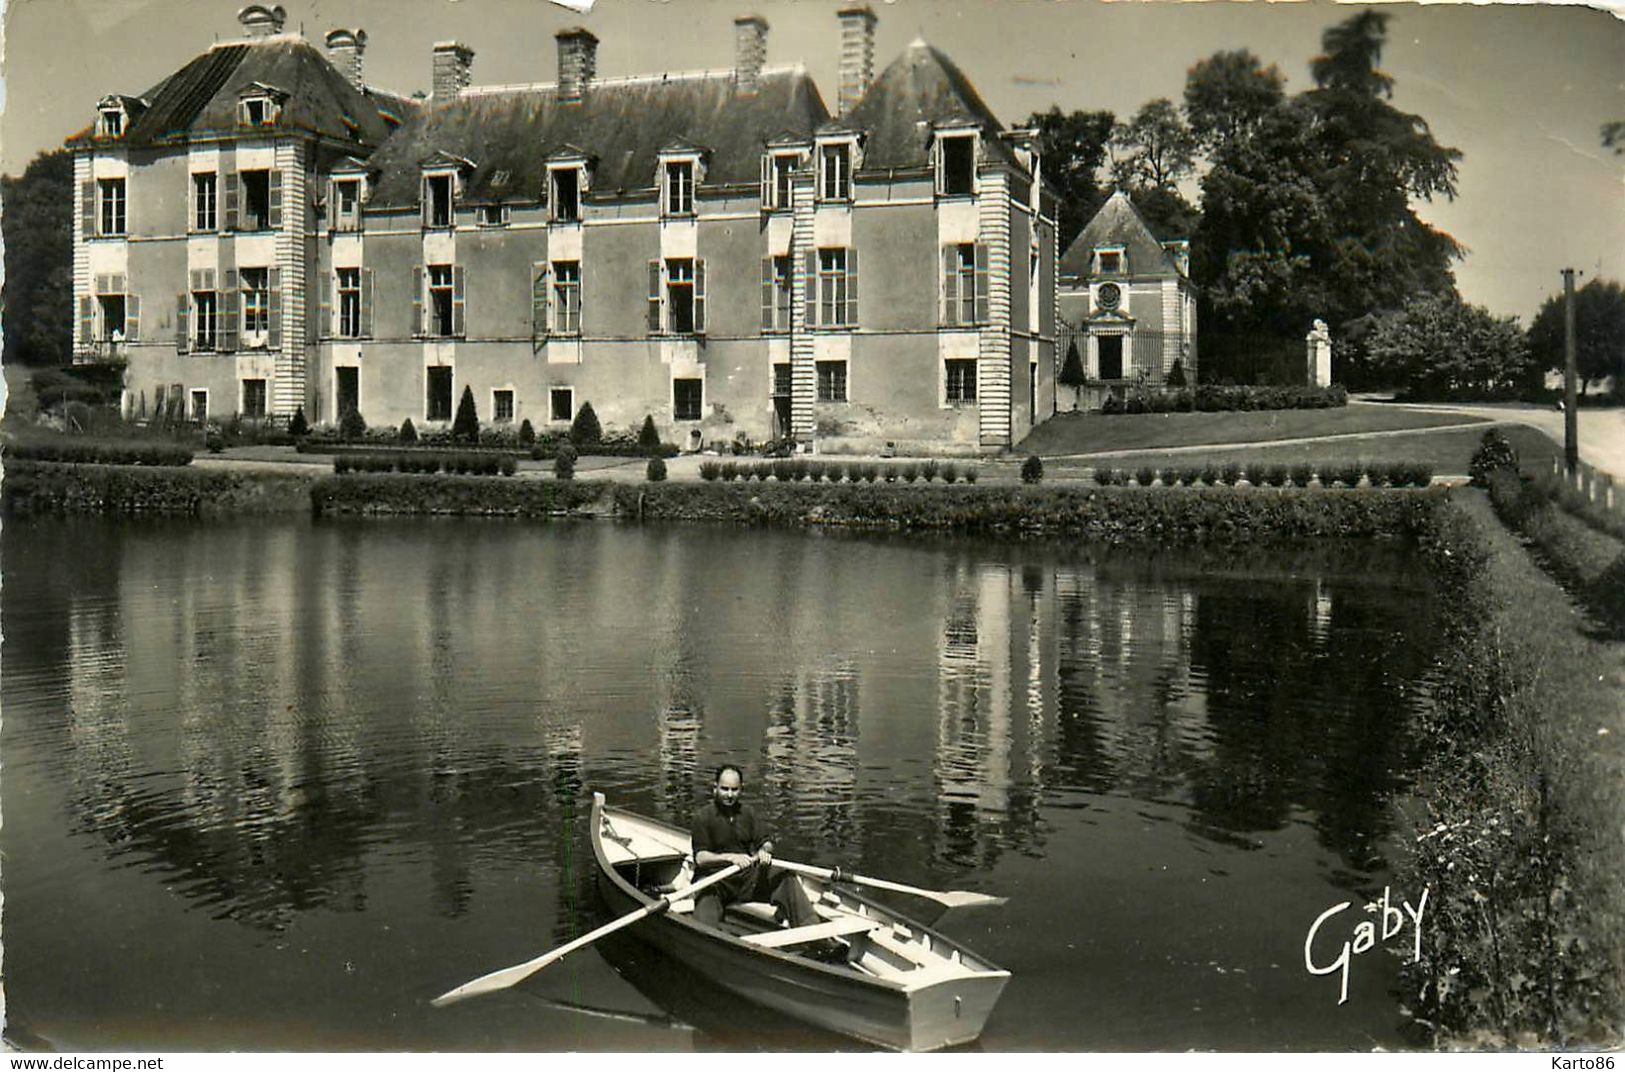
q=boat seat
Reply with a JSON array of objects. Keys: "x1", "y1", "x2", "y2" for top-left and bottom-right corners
[{"x1": 739, "y1": 915, "x2": 882, "y2": 949}]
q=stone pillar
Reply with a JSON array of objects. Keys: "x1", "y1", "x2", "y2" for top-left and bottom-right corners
[{"x1": 1306, "y1": 318, "x2": 1332, "y2": 387}]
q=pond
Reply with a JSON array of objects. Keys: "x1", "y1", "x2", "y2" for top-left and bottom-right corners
[{"x1": 0, "y1": 515, "x2": 1442, "y2": 1051}]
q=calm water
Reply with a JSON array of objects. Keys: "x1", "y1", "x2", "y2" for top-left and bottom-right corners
[{"x1": 0, "y1": 515, "x2": 1442, "y2": 1051}]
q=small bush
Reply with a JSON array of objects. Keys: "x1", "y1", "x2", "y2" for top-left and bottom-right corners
[
  {"x1": 339, "y1": 408, "x2": 367, "y2": 442},
  {"x1": 902, "y1": 464, "x2": 919, "y2": 483},
  {"x1": 921, "y1": 459, "x2": 940, "y2": 483},
  {"x1": 1262, "y1": 465, "x2": 1290, "y2": 488},
  {"x1": 1134, "y1": 466, "x2": 1158, "y2": 487},
  {"x1": 518, "y1": 419, "x2": 535, "y2": 447},
  {"x1": 939, "y1": 463, "x2": 959, "y2": 485},
  {"x1": 1180, "y1": 466, "x2": 1206, "y2": 487},
  {"x1": 399, "y1": 418, "x2": 418, "y2": 445},
  {"x1": 638, "y1": 415, "x2": 661, "y2": 456},
  {"x1": 452, "y1": 387, "x2": 480, "y2": 443},
  {"x1": 1326, "y1": 462, "x2": 1364, "y2": 488},
  {"x1": 554, "y1": 442, "x2": 578, "y2": 480},
  {"x1": 1094, "y1": 466, "x2": 1118, "y2": 487},
  {"x1": 1166, "y1": 359, "x2": 1187, "y2": 388},
  {"x1": 700, "y1": 461, "x2": 721, "y2": 481},
  {"x1": 646, "y1": 457, "x2": 668, "y2": 482},
  {"x1": 1102, "y1": 394, "x2": 1124, "y2": 415},
  {"x1": 719, "y1": 462, "x2": 737, "y2": 482},
  {"x1": 862, "y1": 465, "x2": 879, "y2": 484},
  {"x1": 1201, "y1": 464, "x2": 1221, "y2": 487},
  {"x1": 1220, "y1": 462, "x2": 1243, "y2": 486},
  {"x1": 1289, "y1": 463, "x2": 1315, "y2": 488},
  {"x1": 1469, "y1": 428, "x2": 1520, "y2": 487},
  {"x1": 1021, "y1": 455, "x2": 1044, "y2": 485},
  {"x1": 571, "y1": 402, "x2": 602, "y2": 446},
  {"x1": 964, "y1": 468, "x2": 979, "y2": 484},
  {"x1": 288, "y1": 407, "x2": 309, "y2": 437}
]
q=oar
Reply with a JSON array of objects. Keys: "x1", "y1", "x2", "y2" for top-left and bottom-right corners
[
  {"x1": 774, "y1": 859, "x2": 1007, "y2": 910},
  {"x1": 430, "y1": 862, "x2": 744, "y2": 1008}
]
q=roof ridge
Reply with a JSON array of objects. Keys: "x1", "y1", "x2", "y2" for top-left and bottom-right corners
[{"x1": 458, "y1": 63, "x2": 807, "y2": 100}]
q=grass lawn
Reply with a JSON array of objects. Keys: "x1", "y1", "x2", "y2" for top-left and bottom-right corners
[
  {"x1": 1019, "y1": 401, "x2": 1485, "y2": 455},
  {"x1": 1038, "y1": 423, "x2": 1559, "y2": 480}
]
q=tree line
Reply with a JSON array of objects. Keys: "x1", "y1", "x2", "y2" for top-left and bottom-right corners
[{"x1": 1027, "y1": 9, "x2": 1624, "y2": 400}]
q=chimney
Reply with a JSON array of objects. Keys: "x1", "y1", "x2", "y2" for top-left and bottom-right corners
[
  {"x1": 734, "y1": 16, "x2": 768, "y2": 97},
  {"x1": 556, "y1": 28, "x2": 599, "y2": 104},
  {"x1": 837, "y1": 5, "x2": 877, "y2": 116},
  {"x1": 238, "y1": 4, "x2": 287, "y2": 38},
  {"x1": 325, "y1": 29, "x2": 367, "y2": 91},
  {"x1": 432, "y1": 41, "x2": 475, "y2": 100}
]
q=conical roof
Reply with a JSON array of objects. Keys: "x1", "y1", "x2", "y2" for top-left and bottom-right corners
[
  {"x1": 1059, "y1": 189, "x2": 1186, "y2": 281},
  {"x1": 840, "y1": 39, "x2": 1014, "y2": 170}
]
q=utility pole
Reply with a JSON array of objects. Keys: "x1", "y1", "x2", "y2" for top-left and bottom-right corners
[{"x1": 1562, "y1": 267, "x2": 1581, "y2": 472}]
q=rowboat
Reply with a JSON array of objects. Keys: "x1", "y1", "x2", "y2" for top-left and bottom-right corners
[{"x1": 590, "y1": 792, "x2": 1010, "y2": 1052}]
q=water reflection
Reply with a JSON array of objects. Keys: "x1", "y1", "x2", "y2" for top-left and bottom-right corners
[{"x1": 4, "y1": 520, "x2": 1437, "y2": 950}]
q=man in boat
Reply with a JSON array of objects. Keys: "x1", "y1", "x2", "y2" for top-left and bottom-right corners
[{"x1": 690, "y1": 764, "x2": 822, "y2": 932}]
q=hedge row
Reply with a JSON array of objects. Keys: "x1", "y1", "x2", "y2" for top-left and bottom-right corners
[
  {"x1": 1396, "y1": 490, "x2": 1625, "y2": 1046},
  {"x1": 311, "y1": 473, "x2": 604, "y2": 517},
  {"x1": 1102, "y1": 384, "x2": 1348, "y2": 414},
  {"x1": 3, "y1": 437, "x2": 194, "y2": 467},
  {"x1": 1091, "y1": 460, "x2": 1434, "y2": 489},
  {"x1": 333, "y1": 453, "x2": 517, "y2": 476},
  {"x1": 1, "y1": 459, "x2": 316, "y2": 515},
  {"x1": 1486, "y1": 469, "x2": 1625, "y2": 633},
  {"x1": 699, "y1": 459, "x2": 980, "y2": 485}
]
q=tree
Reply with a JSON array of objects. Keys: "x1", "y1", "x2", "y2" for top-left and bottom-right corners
[
  {"x1": 1025, "y1": 106, "x2": 1116, "y2": 247},
  {"x1": 638, "y1": 413, "x2": 660, "y2": 455},
  {"x1": 2, "y1": 150, "x2": 74, "y2": 366},
  {"x1": 1364, "y1": 292, "x2": 1532, "y2": 399},
  {"x1": 1110, "y1": 98, "x2": 1196, "y2": 193},
  {"x1": 1184, "y1": 50, "x2": 1288, "y2": 153},
  {"x1": 1058, "y1": 339, "x2": 1086, "y2": 409},
  {"x1": 1527, "y1": 278, "x2": 1625, "y2": 396},
  {"x1": 570, "y1": 401, "x2": 601, "y2": 445},
  {"x1": 452, "y1": 385, "x2": 480, "y2": 442}
]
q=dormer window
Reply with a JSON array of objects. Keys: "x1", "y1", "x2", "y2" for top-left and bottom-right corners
[
  {"x1": 423, "y1": 172, "x2": 454, "y2": 229},
  {"x1": 663, "y1": 159, "x2": 695, "y2": 217},
  {"x1": 1097, "y1": 248, "x2": 1125, "y2": 276},
  {"x1": 550, "y1": 165, "x2": 581, "y2": 223},
  {"x1": 99, "y1": 109, "x2": 124, "y2": 138},
  {"x1": 761, "y1": 151, "x2": 801, "y2": 211},
  {"x1": 937, "y1": 133, "x2": 976, "y2": 197},
  {"x1": 239, "y1": 96, "x2": 279, "y2": 126},
  {"x1": 477, "y1": 204, "x2": 508, "y2": 227},
  {"x1": 332, "y1": 177, "x2": 362, "y2": 232},
  {"x1": 819, "y1": 142, "x2": 852, "y2": 202}
]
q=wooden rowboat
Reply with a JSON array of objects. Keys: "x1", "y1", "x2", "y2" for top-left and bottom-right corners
[{"x1": 590, "y1": 792, "x2": 1010, "y2": 1052}]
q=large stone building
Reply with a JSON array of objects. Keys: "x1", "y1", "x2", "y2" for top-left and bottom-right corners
[
  {"x1": 69, "y1": 4, "x2": 1058, "y2": 453},
  {"x1": 1057, "y1": 190, "x2": 1197, "y2": 410}
]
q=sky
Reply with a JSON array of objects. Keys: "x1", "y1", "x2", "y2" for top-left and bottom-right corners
[{"x1": 1, "y1": 0, "x2": 1621, "y2": 323}]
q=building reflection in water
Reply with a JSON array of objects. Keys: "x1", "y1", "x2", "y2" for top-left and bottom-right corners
[{"x1": 758, "y1": 659, "x2": 860, "y2": 864}]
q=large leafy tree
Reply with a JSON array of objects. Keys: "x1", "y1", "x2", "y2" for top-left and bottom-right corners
[
  {"x1": 1025, "y1": 106, "x2": 1115, "y2": 248},
  {"x1": 1364, "y1": 292, "x2": 1533, "y2": 399},
  {"x1": 1527, "y1": 278, "x2": 1625, "y2": 396},
  {"x1": 1108, "y1": 98, "x2": 1200, "y2": 239},
  {"x1": 2, "y1": 150, "x2": 74, "y2": 367}
]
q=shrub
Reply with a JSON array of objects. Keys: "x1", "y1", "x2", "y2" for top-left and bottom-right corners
[
  {"x1": 638, "y1": 415, "x2": 661, "y2": 456},
  {"x1": 808, "y1": 464, "x2": 825, "y2": 483},
  {"x1": 500, "y1": 456, "x2": 517, "y2": 476},
  {"x1": 399, "y1": 418, "x2": 418, "y2": 444},
  {"x1": 451, "y1": 387, "x2": 480, "y2": 443},
  {"x1": 1101, "y1": 393, "x2": 1123, "y2": 415},
  {"x1": 1469, "y1": 428, "x2": 1520, "y2": 487},
  {"x1": 1263, "y1": 465, "x2": 1290, "y2": 488},
  {"x1": 1201, "y1": 464, "x2": 1221, "y2": 487},
  {"x1": 646, "y1": 457, "x2": 668, "y2": 482},
  {"x1": 940, "y1": 463, "x2": 959, "y2": 485},
  {"x1": 288, "y1": 407, "x2": 309, "y2": 437},
  {"x1": 554, "y1": 442, "x2": 578, "y2": 480},
  {"x1": 339, "y1": 408, "x2": 367, "y2": 442},
  {"x1": 518, "y1": 419, "x2": 535, "y2": 447},
  {"x1": 902, "y1": 464, "x2": 920, "y2": 483},
  {"x1": 1021, "y1": 455, "x2": 1044, "y2": 484},
  {"x1": 1325, "y1": 462, "x2": 1364, "y2": 488},
  {"x1": 964, "y1": 467, "x2": 979, "y2": 484},
  {"x1": 862, "y1": 465, "x2": 879, "y2": 484},
  {"x1": 1181, "y1": 466, "x2": 1206, "y2": 487},
  {"x1": 1134, "y1": 466, "x2": 1158, "y2": 487},
  {"x1": 1166, "y1": 359, "x2": 1187, "y2": 388},
  {"x1": 1093, "y1": 466, "x2": 1118, "y2": 487},
  {"x1": 1289, "y1": 463, "x2": 1315, "y2": 488},
  {"x1": 700, "y1": 461, "x2": 720, "y2": 481},
  {"x1": 719, "y1": 462, "x2": 737, "y2": 482},
  {"x1": 1220, "y1": 462, "x2": 1243, "y2": 485},
  {"x1": 571, "y1": 402, "x2": 602, "y2": 446}
]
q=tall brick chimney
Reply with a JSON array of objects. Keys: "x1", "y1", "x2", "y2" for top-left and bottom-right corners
[
  {"x1": 837, "y1": 5, "x2": 877, "y2": 116},
  {"x1": 238, "y1": 4, "x2": 287, "y2": 38},
  {"x1": 556, "y1": 28, "x2": 599, "y2": 104},
  {"x1": 325, "y1": 29, "x2": 367, "y2": 91},
  {"x1": 734, "y1": 16, "x2": 768, "y2": 96},
  {"x1": 432, "y1": 42, "x2": 475, "y2": 100}
]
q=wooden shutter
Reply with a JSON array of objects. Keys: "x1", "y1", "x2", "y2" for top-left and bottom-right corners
[
  {"x1": 647, "y1": 260, "x2": 662, "y2": 333},
  {"x1": 943, "y1": 246, "x2": 959, "y2": 326},
  {"x1": 79, "y1": 296, "x2": 95, "y2": 346},
  {"x1": 974, "y1": 243, "x2": 989, "y2": 324},
  {"x1": 220, "y1": 269, "x2": 239, "y2": 352},
  {"x1": 80, "y1": 181, "x2": 96, "y2": 237},
  {"x1": 760, "y1": 154, "x2": 771, "y2": 207},
  {"x1": 845, "y1": 247, "x2": 859, "y2": 327},
  {"x1": 803, "y1": 249, "x2": 819, "y2": 328},
  {"x1": 268, "y1": 169, "x2": 282, "y2": 230},
  {"x1": 177, "y1": 295, "x2": 190, "y2": 353},
  {"x1": 360, "y1": 268, "x2": 374, "y2": 338},
  {"x1": 412, "y1": 266, "x2": 424, "y2": 336},
  {"x1": 224, "y1": 171, "x2": 240, "y2": 231},
  {"x1": 693, "y1": 258, "x2": 706, "y2": 335},
  {"x1": 267, "y1": 269, "x2": 281, "y2": 349},
  {"x1": 532, "y1": 262, "x2": 549, "y2": 339},
  {"x1": 125, "y1": 294, "x2": 141, "y2": 342},
  {"x1": 318, "y1": 272, "x2": 331, "y2": 339},
  {"x1": 452, "y1": 266, "x2": 466, "y2": 337},
  {"x1": 761, "y1": 258, "x2": 774, "y2": 330},
  {"x1": 421, "y1": 176, "x2": 431, "y2": 227}
]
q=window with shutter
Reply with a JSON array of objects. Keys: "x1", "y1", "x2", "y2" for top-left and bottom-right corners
[
  {"x1": 552, "y1": 262, "x2": 580, "y2": 335},
  {"x1": 693, "y1": 258, "x2": 706, "y2": 335},
  {"x1": 451, "y1": 266, "x2": 466, "y2": 337},
  {"x1": 647, "y1": 261, "x2": 662, "y2": 334},
  {"x1": 973, "y1": 244, "x2": 990, "y2": 324},
  {"x1": 532, "y1": 262, "x2": 550, "y2": 339},
  {"x1": 176, "y1": 294, "x2": 190, "y2": 353},
  {"x1": 267, "y1": 269, "x2": 281, "y2": 349}
]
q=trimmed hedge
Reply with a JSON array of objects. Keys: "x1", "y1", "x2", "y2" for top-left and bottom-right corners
[
  {"x1": 1487, "y1": 469, "x2": 1625, "y2": 634},
  {"x1": 333, "y1": 452, "x2": 516, "y2": 476},
  {"x1": 4, "y1": 436, "x2": 194, "y2": 467},
  {"x1": 1101, "y1": 384, "x2": 1348, "y2": 414},
  {"x1": 312, "y1": 473, "x2": 603, "y2": 517},
  {"x1": 2, "y1": 459, "x2": 314, "y2": 515}
]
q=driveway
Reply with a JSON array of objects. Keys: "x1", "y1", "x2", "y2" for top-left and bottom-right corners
[{"x1": 1367, "y1": 400, "x2": 1625, "y2": 480}]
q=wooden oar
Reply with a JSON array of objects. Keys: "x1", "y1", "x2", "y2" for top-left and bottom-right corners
[
  {"x1": 774, "y1": 859, "x2": 1007, "y2": 910},
  {"x1": 430, "y1": 862, "x2": 744, "y2": 1008}
]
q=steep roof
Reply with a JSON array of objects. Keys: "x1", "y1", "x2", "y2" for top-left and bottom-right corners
[
  {"x1": 1059, "y1": 190, "x2": 1186, "y2": 281},
  {"x1": 841, "y1": 40, "x2": 1016, "y2": 171},
  {"x1": 69, "y1": 35, "x2": 396, "y2": 151},
  {"x1": 362, "y1": 68, "x2": 828, "y2": 208}
]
